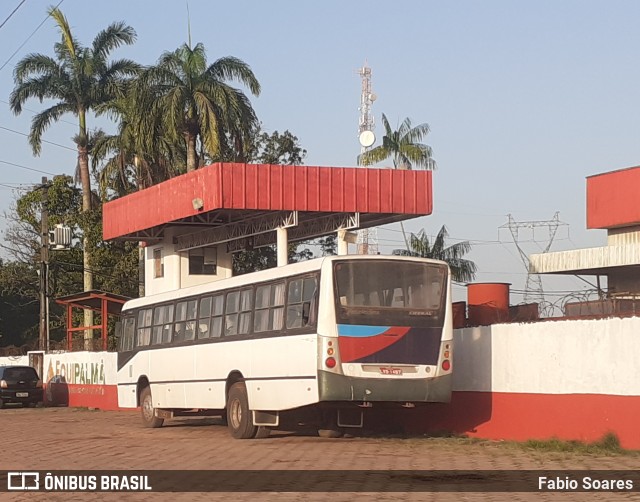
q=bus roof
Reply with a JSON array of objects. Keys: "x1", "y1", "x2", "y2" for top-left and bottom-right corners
[{"x1": 122, "y1": 255, "x2": 448, "y2": 312}]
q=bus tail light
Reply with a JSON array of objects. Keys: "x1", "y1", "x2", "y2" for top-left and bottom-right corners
[
  {"x1": 325, "y1": 357, "x2": 336, "y2": 369},
  {"x1": 442, "y1": 359, "x2": 451, "y2": 372}
]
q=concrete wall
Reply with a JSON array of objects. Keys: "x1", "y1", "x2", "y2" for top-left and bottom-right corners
[
  {"x1": 405, "y1": 317, "x2": 640, "y2": 449},
  {"x1": 43, "y1": 351, "x2": 119, "y2": 410},
  {"x1": 28, "y1": 316, "x2": 640, "y2": 449},
  {"x1": 453, "y1": 317, "x2": 640, "y2": 395}
]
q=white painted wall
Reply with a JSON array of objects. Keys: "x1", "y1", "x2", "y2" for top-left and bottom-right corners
[
  {"x1": 6, "y1": 317, "x2": 634, "y2": 402},
  {"x1": 453, "y1": 317, "x2": 640, "y2": 396},
  {"x1": 0, "y1": 355, "x2": 29, "y2": 366},
  {"x1": 145, "y1": 226, "x2": 233, "y2": 296},
  {"x1": 43, "y1": 351, "x2": 117, "y2": 385}
]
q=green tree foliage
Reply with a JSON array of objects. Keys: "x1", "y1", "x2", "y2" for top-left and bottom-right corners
[
  {"x1": 0, "y1": 177, "x2": 138, "y2": 347},
  {"x1": 9, "y1": 6, "x2": 139, "y2": 299},
  {"x1": 357, "y1": 113, "x2": 437, "y2": 250},
  {"x1": 244, "y1": 126, "x2": 307, "y2": 165},
  {"x1": 357, "y1": 113, "x2": 436, "y2": 170},
  {"x1": 392, "y1": 226, "x2": 477, "y2": 283},
  {"x1": 91, "y1": 93, "x2": 184, "y2": 201},
  {"x1": 136, "y1": 43, "x2": 260, "y2": 171},
  {"x1": 0, "y1": 260, "x2": 39, "y2": 347}
]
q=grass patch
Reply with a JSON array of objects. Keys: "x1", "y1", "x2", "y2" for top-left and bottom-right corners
[{"x1": 521, "y1": 433, "x2": 634, "y2": 455}]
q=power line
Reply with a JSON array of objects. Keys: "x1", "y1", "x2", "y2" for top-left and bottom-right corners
[
  {"x1": 0, "y1": 0, "x2": 27, "y2": 32},
  {"x1": 0, "y1": 0, "x2": 65, "y2": 72},
  {"x1": 0, "y1": 182, "x2": 31, "y2": 191},
  {"x1": 0, "y1": 99, "x2": 78, "y2": 128},
  {"x1": 0, "y1": 125, "x2": 76, "y2": 152},
  {"x1": 0, "y1": 158, "x2": 57, "y2": 176}
]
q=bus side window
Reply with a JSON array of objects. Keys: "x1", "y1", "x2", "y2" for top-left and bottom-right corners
[
  {"x1": 197, "y1": 296, "x2": 212, "y2": 339},
  {"x1": 287, "y1": 277, "x2": 317, "y2": 329},
  {"x1": 121, "y1": 316, "x2": 135, "y2": 351},
  {"x1": 136, "y1": 309, "x2": 152, "y2": 347},
  {"x1": 225, "y1": 291, "x2": 240, "y2": 336},
  {"x1": 210, "y1": 295, "x2": 224, "y2": 337},
  {"x1": 254, "y1": 282, "x2": 285, "y2": 333}
]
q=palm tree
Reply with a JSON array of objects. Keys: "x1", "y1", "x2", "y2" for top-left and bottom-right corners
[
  {"x1": 92, "y1": 94, "x2": 183, "y2": 201},
  {"x1": 92, "y1": 91, "x2": 184, "y2": 297},
  {"x1": 393, "y1": 226, "x2": 477, "y2": 283},
  {"x1": 10, "y1": 7, "x2": 138, "y2": 344},
  {"x1": 357, "y1": 113, "x2": 436, "y2": 249},
  {"x1": 357, "y1": 113, "x2": 436, "y2": 170},
  {"x1": 136, "y1": 43, "x2": 261, "y2": 172}
]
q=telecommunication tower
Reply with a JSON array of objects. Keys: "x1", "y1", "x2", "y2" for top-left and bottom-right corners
[{"x1": 356, "y1": 62, "x2": 379, "y2": 255}]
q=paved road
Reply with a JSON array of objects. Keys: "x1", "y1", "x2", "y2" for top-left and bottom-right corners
[{"x1": 1, "y1": 407, "x2": 638, "y2": 501}]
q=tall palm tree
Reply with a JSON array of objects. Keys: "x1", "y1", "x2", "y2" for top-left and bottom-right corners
[
  {"x1": 136, "y1": 43, "x2": 261, "y2": 172},
  {"x1": 357, "y1": 113, "x2": 436, "y2": 249},
  {"x1": 92, "y1": 94, "x2": 183, "y2": 201},
  {"x1": 10, "y1": 7, "x2": 138, "y2": 344},
  {"x1": 93, "y1": 92, "x2": 184, "y2": 298},
  {"x1": 393, "y1": 226, "x2": 477, "y2": 283},
  {"x1": 357, "y1": 113, "x2": 436, "y2": 170}
]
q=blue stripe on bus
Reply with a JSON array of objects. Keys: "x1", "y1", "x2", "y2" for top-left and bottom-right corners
[{"x1": 337, "y1": 324, "x2": 389, "y2": 337}]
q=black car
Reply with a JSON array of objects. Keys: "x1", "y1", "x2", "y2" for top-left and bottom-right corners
[{"x1": 0, "y1": 365, "x2": 44, "y2": 408}]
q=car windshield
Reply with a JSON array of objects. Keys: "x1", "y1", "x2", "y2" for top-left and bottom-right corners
[{"x1": 3, "y1": 367, "x2": 39, "y2": 380}]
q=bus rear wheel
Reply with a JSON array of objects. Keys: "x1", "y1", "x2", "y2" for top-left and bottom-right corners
[
  {"x1": 227, "y1": 382, "x2": 257, "y2": 439},
  {"x1": 140, "y1": 386, "x2": 164, "y2": 428}
]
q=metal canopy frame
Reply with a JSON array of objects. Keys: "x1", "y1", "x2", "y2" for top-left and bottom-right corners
[{"x1": 55, "y1": 290, "x2": 130, "y2": 351}]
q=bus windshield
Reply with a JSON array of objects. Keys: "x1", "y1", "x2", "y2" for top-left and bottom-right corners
[{"x1": 334, "y1": 260, "x2": 447, "y2": 326}]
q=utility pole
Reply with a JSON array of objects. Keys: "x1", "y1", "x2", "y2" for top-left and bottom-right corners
[{"x1": 39, "y1": 177, "x2": 49, "y2": 352}]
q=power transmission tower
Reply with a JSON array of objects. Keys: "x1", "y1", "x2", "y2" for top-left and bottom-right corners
[
  {"x1": 499, "y1": 212, "x2": 567, "y2": 305},
  {"x1": 356, "y1": 62, "x2": 379, "y2": 255}
]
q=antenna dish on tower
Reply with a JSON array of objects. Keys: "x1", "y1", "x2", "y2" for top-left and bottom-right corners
[{"x1": 359, "y1": 130, "x2": 375, "y2": 147}]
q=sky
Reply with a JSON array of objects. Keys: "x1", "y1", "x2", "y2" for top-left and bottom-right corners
[{"x1": 0, "y1": 0, "x2": 639, "y2": 306}]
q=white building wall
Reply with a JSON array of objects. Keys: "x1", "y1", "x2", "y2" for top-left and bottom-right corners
[
  {"x1": 453, "y1": 316, "x2": 640, "y2": 396},
  {"x1": 0, "y1": 355, "x2": 29, "y2": 366},
  {"x1": 145, "y1": 226, "x2": 233, "y2": 296},
  {"x1": 43, "y1": 351, "x2": 116, "y2": 385}
]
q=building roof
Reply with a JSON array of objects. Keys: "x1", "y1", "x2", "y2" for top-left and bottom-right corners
[
  {"x1": 103, "y1": 163, "x2": 433, "y2": 245},
  {"x1": 55, "y1": 290, "x2": 130, "y2": 315},
  {"x1": 529, "y1": 245, "x2": 640, "y2": 276},
  {"x1": 587, "y1": 165, "x2": 640, "y2": 230}
]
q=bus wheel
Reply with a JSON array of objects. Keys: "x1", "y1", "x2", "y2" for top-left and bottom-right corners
[
  {"x1": 227, "y1": 382, "x2": 257, "y2": 439},
  {"x1": 140, "y1": 387, "x2": 164, "y2": 428}
]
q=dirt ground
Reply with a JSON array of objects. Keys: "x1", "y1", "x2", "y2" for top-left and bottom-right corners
[{"x1": 1, "y1": 407, "x2": 639, "y2": 502}]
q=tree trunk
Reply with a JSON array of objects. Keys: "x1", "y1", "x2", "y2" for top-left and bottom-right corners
[{"x1": 186, "y1": 132, "x2": 197, "y2": 172}]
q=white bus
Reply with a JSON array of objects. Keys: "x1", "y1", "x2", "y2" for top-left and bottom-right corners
[{"x1": 116, "y1": 255, "x2": 452, "y2": 439}]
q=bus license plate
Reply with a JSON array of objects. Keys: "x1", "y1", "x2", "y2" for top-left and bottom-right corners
[
  {"x1": 380, "y1": 367, "x2": 403, "y2": 375},
  {"x1": 16, "y1": 392, "x2": 28, "y2": 397}
]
